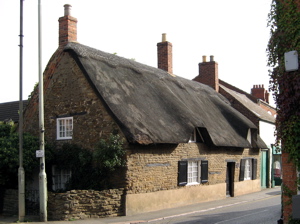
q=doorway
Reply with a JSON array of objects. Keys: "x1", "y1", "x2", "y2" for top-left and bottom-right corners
[{"x1": 226, "y1": 162, "x2": 235, "y2": 197}]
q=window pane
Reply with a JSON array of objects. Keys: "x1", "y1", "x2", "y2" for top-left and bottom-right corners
[{"x1": 187, "y1": 161, "x2": 199, "y2": 183}]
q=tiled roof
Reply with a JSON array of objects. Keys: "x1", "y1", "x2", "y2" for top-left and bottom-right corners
[
  {"x1": 220, "y1": 85, "x2": 275, "y2": 124},
  {"x1": 0, "y1": 100, "x2": 28, "y2": 122}
]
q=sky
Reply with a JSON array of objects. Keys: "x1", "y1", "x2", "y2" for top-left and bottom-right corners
[{"x1": 0, "y1": 0, "x2": 273, "y2": 105}]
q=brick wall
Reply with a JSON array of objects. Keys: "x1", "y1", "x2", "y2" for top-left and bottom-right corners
[
  {"x1": 220, "y1": 87, "x2": 260, "y2": 129},
  {"x1": 193, "y1": 60, "x2": 219, "y2": 92},
  {"x1": 157, "y1": 41, "x2": 173, "y2": 74},
  {"x1": 282, "y1": 151, "x2": 298, "y2": 223}
]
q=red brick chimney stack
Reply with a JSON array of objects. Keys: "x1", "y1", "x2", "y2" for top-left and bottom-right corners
[
  {"x1": 251, "y1": 85, "x2": 269, "y2": 103},
  {"x1": 59, "y1": 4, "x2": 77, "y2": 48},
  {"x1": 193, "y1": 55, "x2": 219, "y2": 92},
  {"x1": 157, "y1": 33, "x2": 173, "y2": 74}
]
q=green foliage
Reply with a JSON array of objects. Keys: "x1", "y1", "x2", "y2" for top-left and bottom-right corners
[
  {"x1": 93, "y1": 134, "x2": 126, "y2": 171},
  {"x1": 0, "y1": 122, "x2": 53, "y2": 188},
  {"x1": 267, "y1": 0, "x2": 300, "y2": 169},
  {"x1": 267, "y1": 1, "x2": 300, "y2": 222},
  {"x1": 51, "y1": 134, "x2": 125, "y2": 191}
]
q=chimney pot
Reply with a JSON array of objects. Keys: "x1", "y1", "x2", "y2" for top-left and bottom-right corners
[
  {"x1": 202, "y1": 55, "x2": 207, "y2": 62},
  {"x1": 210, "y1": 55, "x2": 214, "y2": 62},
  {"x1": 64, "y1": 4, "x2": 72, "y2": 16},
  {"x1": 162, "y1": 33, "x2": 167, "y2": 42}
]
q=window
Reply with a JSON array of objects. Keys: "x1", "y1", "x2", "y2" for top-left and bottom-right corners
[
  {"x1": 239, "y1": 158, "x2": 257, "y2": 181},
  {"x1": 52, "y1": 166, "x2": 71, "y2": 191},
  {"x1": 57, "y1": 117, "x2": 73, "y2": 140},
  {"x1": 188, "y1": 161, "x2": 199, "y2": 183},
  {"x1": 189, "y1": 128, "x2": 204, "y2": 143},
  {"x1": 178, "y1": 160, "x2": 208, "y2": 186}
]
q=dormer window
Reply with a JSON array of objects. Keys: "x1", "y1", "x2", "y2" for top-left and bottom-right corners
[
  {"x1": 189, "y1": 128, "x2": 204, "y2": 143},
  {"x1": 247, "y1": 128, "x2": 258, "y2": 145}
]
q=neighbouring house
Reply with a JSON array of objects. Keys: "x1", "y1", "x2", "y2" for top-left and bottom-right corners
[
  {"x1": 23, "y1": 4, "x2": 268, "y2": 217},
  {"x1": 0, "y1": 100, "x2": 28, "y2": 122},
  {"x1": 193, "y1": 56, "x2": 279, "y2": 188}
]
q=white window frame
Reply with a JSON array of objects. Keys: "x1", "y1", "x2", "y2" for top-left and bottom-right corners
[
  {"x1": 244, "y1": 159, "x2": 252, "y2": 180},
  {"x1": 52, "y1": 165, "x2": 72, "y2": 191},
  {"x1": 56, "y1": 117, "x2": 73, "y2": 140},
  {"x1": 187, "y1": 161, "x2": 201, "y2": 185},
  {"x1": 189, "y1": 128, "x2": 204, "y2": 143}
]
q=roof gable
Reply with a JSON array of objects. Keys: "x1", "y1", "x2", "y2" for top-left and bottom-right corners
[
  {"x1": 65, "y1": 43, "x2": 265, "y2": 148},
  {"x1": 220, "y1": 84, "x2": 275, "y2": 124}
]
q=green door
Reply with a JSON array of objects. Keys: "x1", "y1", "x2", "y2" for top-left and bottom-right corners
[{"x1": 261, "y1": 150, "x2": 268, "y2": 188}]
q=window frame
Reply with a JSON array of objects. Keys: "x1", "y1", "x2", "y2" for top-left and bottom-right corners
[
  {"x1": 178, "y1": 159, "x2": 208, "y2": 186},
  {"x1": 239, "y1": 158, "x2": 257, "y2": 181},
  {"x1": 52, "y1": 165, "x2": 72, "y2": 191},
  {"x1": 56, "y1": 117, "x2": 73, "y2": 140},
  {"x1": 189, "y1": 128, "x2": 204, "y2": 143}
]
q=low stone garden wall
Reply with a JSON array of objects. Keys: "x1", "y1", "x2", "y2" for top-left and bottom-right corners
[
  {"x1": 2, "y1": 188, "x2": 125, "y2": 221},
  {"x1": 48, "y1": 188, "x2": 125, "y2": 221}
]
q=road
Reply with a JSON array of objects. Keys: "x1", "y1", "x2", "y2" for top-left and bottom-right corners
[{"x1": 148, "y1": 192, "x2": 281, "y2": 224}]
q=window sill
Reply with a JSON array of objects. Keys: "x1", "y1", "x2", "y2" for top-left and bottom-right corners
[
  {"x1": 186, "y1": 182, "x2": 200, "y2": 186},
  {"x1": 57, "y1": 138, "x2": 72, "y2": 140}
]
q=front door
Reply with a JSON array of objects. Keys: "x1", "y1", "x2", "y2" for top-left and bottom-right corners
[
  {"x1": 261, "y1": 150, "x2": 268, "y2": 188},
  {"x1": 226, "y1": 162, "x2": 235, "y2": 197}
]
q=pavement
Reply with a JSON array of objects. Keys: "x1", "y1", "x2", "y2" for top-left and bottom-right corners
[{"x1": 0, "y1": 186, "x2": 282, "y2": 224}]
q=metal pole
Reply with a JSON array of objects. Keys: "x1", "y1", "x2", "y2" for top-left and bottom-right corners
[
  {"x1": 38, "y1": 0, "x2": 47, "y2": 221},
  {"x1": 18, "y1": 0, "x2": 25, "y2": 221}
]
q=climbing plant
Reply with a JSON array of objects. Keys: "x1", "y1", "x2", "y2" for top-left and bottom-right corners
[
  {"x1": 267, "y1": 0, "x2": 300, "y2": 169},
  {"x1": 267, "y1": 0, "x2": 300, "y2": 222},
  {"x1": 52, "y1": 134, "x2": 126, "y2": 191}
]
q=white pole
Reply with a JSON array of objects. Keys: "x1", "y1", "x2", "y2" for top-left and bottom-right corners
[
  {"x1": 18, "y1": 0, "x2": 25, "y2": 221},
  {"x1": 38, "y1": 0, "x2": 47, "y2": 221}
]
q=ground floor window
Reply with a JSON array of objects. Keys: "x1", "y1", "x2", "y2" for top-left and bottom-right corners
[
  {"x1": 52, "y1": 166, "x2": 72, "y2": 191},
  {"x1": 178, "y1": 160, "x2": 208, "y2": 186},
  {"x1": 239, "y1": 158, "x2": 257, "y2": 181}
]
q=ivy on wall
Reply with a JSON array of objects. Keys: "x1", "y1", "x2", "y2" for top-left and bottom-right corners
[
  {"x1": 267, "y1": 0, "x2": 300, "y2": 170},
  {"x1": 267, "y1": 0, "x2": 300, "y2": 222}
]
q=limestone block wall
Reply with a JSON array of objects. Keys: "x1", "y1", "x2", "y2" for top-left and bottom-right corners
[
  {"x1": 48, "y1": 189, "x2": 125, "y2": 221},
  {"x1": 126, "y1": 143, "x2": 260, "y2": 194},
  {"x1": 24, "y1": 51, "x2": 122, "y2": 150}
]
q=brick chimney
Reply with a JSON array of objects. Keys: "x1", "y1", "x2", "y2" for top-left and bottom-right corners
[
  {"x1": 251, "y1": 85, "x2": 269, "y2": 103},
  {"x1": 59, "y1": 4, "x2": 77, "y2": 48},
  {"x1": 157, "y1": 33, "x2": 173, "y2": 74},
  {"x1": 193, "y1": 55, "x2": 219, "y2": 92}
]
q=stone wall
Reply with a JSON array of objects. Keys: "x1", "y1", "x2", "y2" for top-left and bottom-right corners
[
  {"x1": 2, "y1": 189, "x2": 124, "y2": 221},
  {"x1": 126, "y1": 143, "x2": 260, "y2": 194},
  {"x1": 24, "y1": 50, "x2": 123, "y2": 150},
  {"x1": 47, "y1": 189, "x2": 125, "y2": 221}
]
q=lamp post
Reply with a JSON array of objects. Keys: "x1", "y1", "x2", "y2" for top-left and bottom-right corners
[
  {"x1": 18, "y1": 0, "x2": 25, "y2": 221},
  {"x1": 38, "y1": 0, "x2": 47, "y2": 221}
]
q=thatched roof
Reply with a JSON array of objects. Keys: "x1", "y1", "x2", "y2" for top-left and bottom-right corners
[{"x1": 65, "y1": 42, "x2": 267, "y2": 148}]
